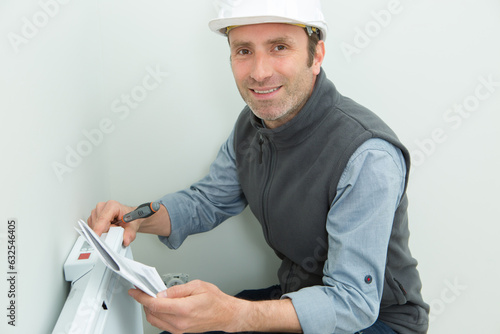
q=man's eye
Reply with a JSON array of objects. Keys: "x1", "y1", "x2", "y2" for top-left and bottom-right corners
[
  {"x1": 237, "y1": 49, "x2": 250, "y2": 55},
  {"x1": 274, "y1": 45, "x2": 287, "y2": 51}
]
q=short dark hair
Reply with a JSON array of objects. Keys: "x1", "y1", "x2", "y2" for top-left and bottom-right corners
[{"x1": 306, "y1": 29, "x2": 320, "y2": 67}]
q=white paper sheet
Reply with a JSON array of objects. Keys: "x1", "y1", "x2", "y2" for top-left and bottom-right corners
[{"x1": 76, "y1": 219, "x2": 166, "y2": 298}]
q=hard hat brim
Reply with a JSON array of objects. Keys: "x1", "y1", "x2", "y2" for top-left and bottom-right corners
[{"x1": 208, "y1": 15, "x2": 327, "y2": 41}]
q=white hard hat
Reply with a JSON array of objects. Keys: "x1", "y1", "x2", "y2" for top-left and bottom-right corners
[{"x1": 209, "y1": 0, "x2": 328, "y2": 41}]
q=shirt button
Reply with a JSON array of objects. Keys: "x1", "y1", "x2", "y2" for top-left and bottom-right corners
[{"x1": 364, "y1": 275, "x2": 373, "y2": 284}]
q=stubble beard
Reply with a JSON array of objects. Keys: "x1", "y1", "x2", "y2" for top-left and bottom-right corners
[{"x1": 238, "y1": 68, "x2": 315, "y2": 125}]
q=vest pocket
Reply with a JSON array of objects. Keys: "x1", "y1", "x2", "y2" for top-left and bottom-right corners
[{"x1": 383, "y1": 270, "x2": 408, "y2": 306}]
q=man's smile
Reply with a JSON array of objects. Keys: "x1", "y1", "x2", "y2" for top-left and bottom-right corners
[{"x1": 250, "y1": 86, "x2": 282, "y2": 98}]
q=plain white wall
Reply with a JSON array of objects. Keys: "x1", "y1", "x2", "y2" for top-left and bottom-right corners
[
  {"x1": 1, "y1": 0, "x2": 499, "y2": 333},
  {"x1": 0, "y1": 0, "x2": 110, "y2": 333}
]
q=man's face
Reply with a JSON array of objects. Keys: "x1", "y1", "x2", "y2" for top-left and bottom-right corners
[{"x1": 229, "y1": 23, "x2": 323, "y2": 129}]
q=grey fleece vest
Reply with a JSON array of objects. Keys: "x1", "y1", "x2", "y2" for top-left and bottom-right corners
[{"x1": 233, "y1": 69, "x2": 429, "y2": 333}]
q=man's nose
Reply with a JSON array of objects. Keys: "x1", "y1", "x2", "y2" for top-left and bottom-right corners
[{"x1": 250, "y1": 52, "x2": 273, "y2": 83}]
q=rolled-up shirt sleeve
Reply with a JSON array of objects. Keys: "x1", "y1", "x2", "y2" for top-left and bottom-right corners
[
  {"x1": 157, "y1": 130, "x2": 247, "y2": 249},
  {"x1": 283, "y1": 138, "x2": 407, "y2": 334}
]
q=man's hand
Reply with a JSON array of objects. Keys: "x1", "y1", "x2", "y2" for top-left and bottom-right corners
[
  {"x1": 129, "y1": 280, "x2": 247, "y2": 334},
  {"x1": 129, "y1": 280, "x2": 302, "y2": 333},
  {"x1": 87, "y1": 200, "x2": 140, "y2": 246}
]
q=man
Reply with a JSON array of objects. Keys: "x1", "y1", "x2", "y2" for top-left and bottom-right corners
[{"x1": 88, "y1": 1, "x2": 429, "y2": 333}]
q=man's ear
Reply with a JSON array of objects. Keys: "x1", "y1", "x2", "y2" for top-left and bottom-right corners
[{"x1": 312, "y1": 40, "x2": 326, "y2": 75}]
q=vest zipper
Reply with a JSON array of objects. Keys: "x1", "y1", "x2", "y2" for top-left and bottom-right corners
[
  {"x1": 259, "y1": 134, "x2": 276, "y2": 247},
  {"x1": 258, "y1": 134, "x2": 264, "y2": 164}
]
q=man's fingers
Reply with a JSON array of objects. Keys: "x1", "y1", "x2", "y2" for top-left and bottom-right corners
[
  {"x1": 129, "y1": 289, "x2": 155, "y2": 308},
  {"x1": 122, "y1": 227, "x2": 137, "y2": 247},
  {"x1": 157, "y1": 289, "x2": 168, "y2": 298},
  {"x1": 143, "y1": 305, "x2": 188, "y2": 334},
  {"x1": 93, "y1": 216, "x2": 111, "y2": 236},
  {"x1": 129, "y1": 288, "x2": 180, "y2": 315},
  {"x1": 164, "y1": 280, "x2": 205, "y2": 299},
  {"x1": 129, "y1": 281, "x2": 234, "y2": 333},
  {"x1": 86, "y1": 208, "x2": 95, "y2": 227},
  {"x1": 93, "y1": 201, "x2": 122, "y2": 236},
  {"x1": 143, "y1": 308, "x2": 178, "y2": 334}
]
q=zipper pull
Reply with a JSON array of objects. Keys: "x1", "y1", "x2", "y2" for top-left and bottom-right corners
[{"x1": 258, "y1": 134, "x2": 264, "y2": 164}]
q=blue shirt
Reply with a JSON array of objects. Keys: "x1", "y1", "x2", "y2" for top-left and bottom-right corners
[{"x1": 158, "y1": 132, "x2": 406, "y2": 333}]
